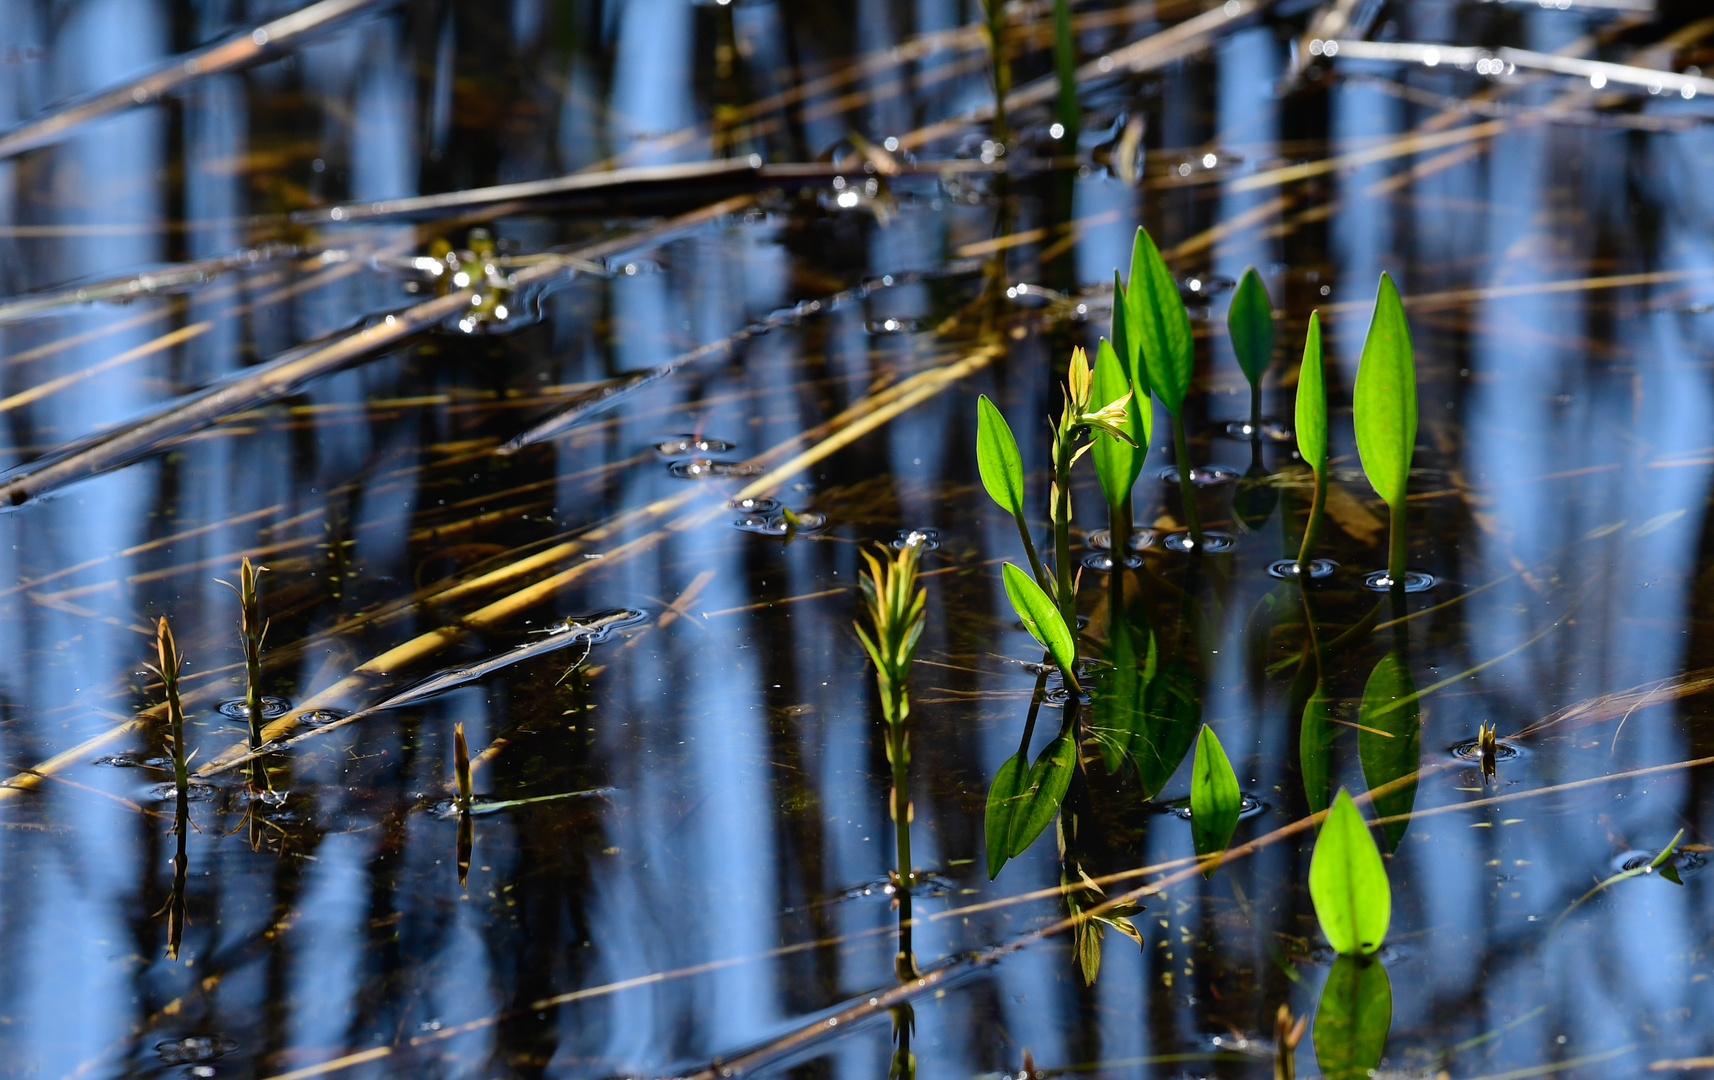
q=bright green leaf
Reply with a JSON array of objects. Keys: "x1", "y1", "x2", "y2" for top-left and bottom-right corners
[
  {"x1": 1227, "y1": 266, "x2": 1274, "y2": 388},
  {"x1": 1352, "y1": 274, "x2": 1417, "y2": 509},
  {"x1": 1190, "y1": 723, "x2": 1241, "y2": 873},
  {"x1": 984, "y1": 751, "x2": 1030, "y2": 879},
  {"x1": 1112, "y1": 270, "x2": 1146, "y2": 399},
  {"x1": 977, "y1": 395, "x2": 1026, "y2": 518},
  {"x1": 1314, "y1": 955, "x2": 1393, "y2": 1080},
  {"x1": 1296, "y1": 311, "x2": 1327, "y2": 474},
  {"x1": 1091, "y1": 338, "x2": 1147, "y2": 508},
  {"x1": 1358, "y1": 648, "x2": 1420, "y2": 851},
  {"x1": 1002, "y1": 563, "x2": 1079, "y2": 681},
  {"x1": 1008, "y1": 731, "x2": 1077, "y2": 857},
  {"x1": 1309, "y1": 789, "x2": 1392, "y2": 956},
  {"x1": 1124, "y1": 227, "x2": 1193, "y2": 416}
]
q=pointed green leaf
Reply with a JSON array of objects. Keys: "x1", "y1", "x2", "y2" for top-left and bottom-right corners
[
  {"x1": 1134, "y1": 655, "x2": 1199, "y2": 799},
  {"x1": 1091, "y1": 338, "x2": 1147, "y2": 508},
  {"x1": 1007, "y1": 732, "x2": 1077, "y2": 857},
  {"x1": 1358, "y1": 648, "x2": 1420, "y2": 851},
  {"x1": 1296, "y1": 311, "x2": 1327, "y2": 474},
  {"x1": 1309, "y1": 789, "x2": 1392, "y2": 955},
  {"x1": 1124, "y1": 227, "x2": 1194, "y2": 416},
  {"x1": 1002, "y1": 563, "x2": 1078, "y2": 679},
  {"x1": 1189, "y1": 723, "x2": 1241, "y2": 873},
  {"x1": 977, "y1": 395, "x2": 1026, "y2": 518},
  {"x1": 1227, "y1": 266, "x2": 1274, "y2": 388},
  {"x1": 1314, "y1": 955, "x2": 1393, "y2": 1080},
  {"x1": 1352, "y1": 274, "x2": 1416, "y2": 508},
  {"x1": 1300, "y1": 683, "x2": 1335, "y2": 815},
  {"x1": 984, "y1": 751, "x2": 1030, "y2": 879},
  {"x1": 1112, "y1": 270, "x2": 1146, "y2": 399}
]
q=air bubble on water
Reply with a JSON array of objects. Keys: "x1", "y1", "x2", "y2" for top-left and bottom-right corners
[
  {"x1": 1082, "y1": 551, "x2": 1144, "y2": 571},
  {"x1": 299, "y1": 709, "x2": 348, "y2": 727},
  {"x1": 1223, "y1": 419, "x2": 1294, "y2": 442},
  {"x1": 1363, "y1": 570, "x2": 1437, "y2": 593},
  {"x1": 145, "y1": 781, "x2": 220, "y2": 802},
  {"x1": 1085, "y1": 528, "x2": 1152, "y2": 552},
  {"x1": 1161, "y1": 531, "x2": 1236, "y2": 553},
  {"x1": 729, "y1": 497, "x2": 780, "y2": 514},
  {"x1": 93, "y1": 753, "x2": 173, "y2": 769},
  {"x1": 1449, "y1": 738, "x2": 1521, "y2": 763},
  {"x1": 1158, "y1": 465, "x2": 1241, "y2": 486},
  {"x1": 865, "y1": 318, "x2": 922, "y2": 335},
  {"x1": 669, "y1": 459, "x2": 762, "y2": 479},
  {"x1": 658, "y1": 435, "x2": 737, "y2": 455},
  {"x1": 891, "y1": 528, "x2": 940, "y2": 550},
  {"x1": 217, "y1": 696, "x2": 291, "y2": 721},
  {"x1": 1616, "y1": 849, "x2": 1706, "y2": 875},
  {"x1": 1164, "y1": 793, "x2": 1265, "y2": 819},
  {"x1": 1267, "y1": 558, "x2": 1337, "y2": 580}
]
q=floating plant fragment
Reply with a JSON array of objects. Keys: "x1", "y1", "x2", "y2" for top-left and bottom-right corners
[{"x1": 380, "y1": 609, "x2": 646, "y2": 710}]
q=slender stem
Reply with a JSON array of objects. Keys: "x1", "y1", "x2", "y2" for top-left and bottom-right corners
[
  {"x1": 1051, "y1": 0, "x2": 1078, "y2": 143},
  {"x1": 1016, "y1": 653, "x2": 1051, "y2": 760},
  {"x1": 891, "y1": 725, "x2": 912, "y2": 895},
  {"x1": 1053, "y1": 435, "x2": 1077, "y2": 631},
  {"x1": 1108, "y1": 495, "x2": 1131, "y2": 572},
  {"x1": 1171, "y1": 417, "x2": 1203, "y2": 543},
  {"x1": 1388, "y1": 498, "x2": 1408, "y2": 589},
  {"x1": 1012, "y1": 508, "x2": 1050, "y2": 595},
  {"x1": 1296, "y1": 465, "x2": 1326, "y2": 574},
  {"x1": 1250, "y1": 382, "x2": 1262, "y2": 441}
]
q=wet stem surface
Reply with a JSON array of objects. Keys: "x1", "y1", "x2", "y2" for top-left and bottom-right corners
[{"x1": 2, "y1": 2, "x2": 1714, "y2": 1080}]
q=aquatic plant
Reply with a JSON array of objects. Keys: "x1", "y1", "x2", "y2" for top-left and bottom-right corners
[
  {"x1": 1294, "y1": 312, "x2": 1328, "y2": 574},
  {"x1": 1123, "y1": 228, "x2": 1199, "y2": 544},
  {"x1": 1189, "y1": 723, "x2": 1241, "y2": 874},
  {"x1": 453, "y1": 722, "x2": 473, "y2": 814},
  {"x1": 1091, "y1": 337, "x2": 1148, "y2": 560},
  {"x1": 1554, "y1": 828, "x2": 1684, "y2": 930},
  {"x1": 1352, "y1": 274, "x2": 1417, "y2": 589},
  {"x1": 149, "y1": 617, "x2": 190, "y2": 806},
  {"x1": 855, "y1": 539, "x2": 928, "y2": 978},
  {"x1": 1227, "y1": 267, "x2": 1274, "y2": 439},
  {"x1": 1274, "y1": 1004, "x2": 1307, "y2": 1080},
  {"x1": 218, "y1": 558, "x2": 269, "y2": 787},
  {"x1": 1476, "y1": 721, "x2": 1498, "y2": 785},
  {"x1": 1308, "y1": 789, "x2": 1391, "y2": 955},
  {"x1": 1358, "y1": 648, "x2": 1420, "y2": 850},
  {"x1": 1051, "y1": 0, "x2": 1079, "y2": 146}
]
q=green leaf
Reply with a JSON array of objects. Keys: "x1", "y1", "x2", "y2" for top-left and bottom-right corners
[
  {"x1": 1189, "y1": 723, "x2": 1241, "y2": 873},
  {"x1": 1124, "y1": 227, "x2": 1194, "y2": 417},
  {"x1": 1227, "y1": 266, "x2": 1274, "y2": 389},
  {"x1": 1002, "y1": 563, "x2": 1078, "y2": 680},
  {"x1": 1112, "y1": 270, "x2": 1146, "y2": 399},
  {"x1": 1296, "y1": 311, "x2": 1327, "y2": 474},
  {"x1": 984, "y1": 751, "x2": 1030, "y2": 879},
  {"x1": 1300, "y1": 683, "x2": 1335, "y2": 815},
  {"x1": 1314, "y1": 955, "x2": 1393, "y2": 1080},
  {"x1": 1091, "y1": 608, "x2": 1154, "y2": 774},
  {"x1": 1091, "y1": 338, "x2": 1147, "y2": 508},
  {"x1": 1309, "y1": 789, "x2": 1392, "y2": 955},
  {"x1": 977, "y1": 395, "x2": 1026, "y2": 518},
  {"x1": 1008, "y1": 731, "x2": 1077, "y2": 857},
  {"x1": 1358, "y1": 648, "x2": 1420, "y2": 851},
  {"x1": 1352, "y1": 274, "x2": 1417, "y2": 509}
]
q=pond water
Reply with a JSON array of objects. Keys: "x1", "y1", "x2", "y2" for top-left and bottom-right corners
[{"x1": 3, "y1": 1, "x2": 1714, "y2": 1078}]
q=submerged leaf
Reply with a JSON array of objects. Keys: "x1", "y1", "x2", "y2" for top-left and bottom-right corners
[
  {"x1": 1358, "y1": 648, "x2": 1420, "y2": 850},
  {"x1": 1300, "y1": 683, "x2": 1335, "y2": 815},
  {"x1": 1002, "y1": 563, "x2": 1079, "y2": 684},
  {"x1": 977, "y1": 395, "x2": 1027, "y2": 518},
  {"x1": 1091, "y1": 610, "x2": 1155, "y2": 774},
  {"x1": 1309, "y1": 790, "x2": 1392, "y2": 956},
  {"x1": 1313, "y1": 955, "x2": 1392, "y2": 1080},
  {"x1": 1189, "y1": 723, "x2": 1241, "y2": 873},
  {"x1": 1008, "y1": 732, "x2": 1078, "y2": 858},
  {"x1": 1124, "y1": 227, "x2": 1194, "y2": 417},
  {"x1": 1133, "y1": 656, "x2": 1200, "y2": 799},
  {"x1": 1227, "y1": 266, "x2": 1274, "y2": 389},
  {"x1": 1352, "y1": 274, "x2": 1417, "y2": 509},
  {"x1": 1090, "y1": 338, "x2": 1147, "y2": 509},
  {"x1": 1296, "y1": 311, "x2": 1327, "y2": 474}
]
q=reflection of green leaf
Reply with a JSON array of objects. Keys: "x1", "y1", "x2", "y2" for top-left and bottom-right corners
[
  {"x1": 1309, "y1": 790, "x2": 1392, "y2": 955},
  {"x1": 977, "y1": 395, "x2": 1026, "y2": 518},
  {"x1": 1314, "y1": 955, "x2": 1392, "y2": 1080},
  {"x1": 1002, "y1": 564, "x2": 1078, "y2": 683},
  {"x1": 1009, "y1": 732, "x2": 1077, "y2": 858},
  {"x1": 1232, "y1": 460, "x2": 1277, "y2": 533},
  {"x1": 1296, "y1": 311, "x2": 1327, "y2": 473},
  {"x1": 1125, "y1": 227, "x2": 1194, "y2": 417},
  {"x1": 1227, "y1": 267, "x2": 1274, "y2": 389},
  {"x1": 1134, "y1": 657, "x2": 1200, "y2": 799},
  {"x1": 1190, "y1": 723, "x2": 1241, "y2": 873},
  {"x1": 1091, "y1": 611, "x2": 1155, "y2": 774},
  {"x1": 1091, "y1": 338, "x2": 1147, "y2": 509},
  {"x1": 1300, "y1": 684, "x2": 1335, "y2": 814},
  {"x1": 1358, "y1": 649, "x2": 1420, "y2": 850},
  {"x1": 984, "y1": 751, "x2": 1030, "y2": 879},
  {"x1": 1352, "y1": 274, "x2": 1416, "y2": 510}
]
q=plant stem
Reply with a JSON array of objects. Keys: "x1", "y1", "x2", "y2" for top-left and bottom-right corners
[
  {"x1": 1171, "y1": 418, "x2": 1203, "y2": 543},
  {"x1": 1250, "y1": 382, "x2": 1262, "y2": 442},
  {"x1": 1109, "y1": 494, "x2": 1131, "y2": 572},
  {"x1": 1011, "y1": 508, "x2": 1050, "y2": 596},
  {"x1": 1051, "y1": 0, "x2": 1078, "y2": 144},
  {"x1": 1296, "y1": 465, "x2": 1326, "y2": 575},
  {"x1": 1053, "y1": 433, "x2": 1077, "y2": 632},
  {"x1": 1388, "y1": 499, "x2": 1407, "y2": 589},
  {"x1": 891, "y1": 725, "x2": 912, "y2": 896}
]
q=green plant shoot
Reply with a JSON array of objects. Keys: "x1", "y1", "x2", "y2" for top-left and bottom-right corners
[
  {"x1": 977, "y1": 394, "x2": 1049, "y2": 590},
  {"x1": 1002, "y1": 562, "x2": 1079, "y2": 691},
  {"x1": 1295, "y1": 312, "x2": 1327, "y2": 575},
  {"x1": 1189, "y1": 723, "x2": 1241, "y2": 874},
  {"x1": 1309, "y1": 789, "x2": 1392, "y2": 955},
  {"x1": 1227, "y1": 267, "x2": 1274, "y2": 436},
  {"x1": 1352, "y1": 273, "x2": 1417, "y2": 586},
  {"x1": 1124, "y1": 227, "x2": 1199, "y2": 542},
  {"x1": 1091, "y1": 338, "x2": 1147, "y2": 516}
]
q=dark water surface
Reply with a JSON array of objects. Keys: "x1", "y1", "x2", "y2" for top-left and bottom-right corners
[{"x1": 3, "y1": 1, "x2": 1714, "y2": 1078}]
